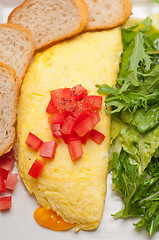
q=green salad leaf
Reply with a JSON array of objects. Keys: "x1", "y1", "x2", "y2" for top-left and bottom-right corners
[{"x1": 97, "y1": 17, "x2": 159, "y2": 235}]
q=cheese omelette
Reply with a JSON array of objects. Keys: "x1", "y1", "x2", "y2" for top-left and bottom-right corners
[{"x1": 16, "y1": 29, "x2": 122, "y2": 231}]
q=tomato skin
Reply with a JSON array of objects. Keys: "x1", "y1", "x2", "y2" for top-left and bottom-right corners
[
  {"x1": 40, "y1": 141, "x2": 57, "y2": 159},
  {"x1": 84, "y1": 95, "x2": 103, "y2": 110},
  {"x1": 6, "y1": 173, "x2": 18, "y2": 191},
  {"x1": 46, "y1": 99, "x2": 58, "y2": 114},
  {"x1": 71, "y1": 84, "x2": 88, "y2": 101},
  {"x1": 89, "y1": 129, "x2": 105, "y2": 144},
  {"x1": 51, "y1": 124, "x2": 61, "y2": 139},
  {"x1": 68, "y1": 140, "x2": 84, "y2": 161},
  {"x1": 61, "y1": 116, "x2": 76, "y2": 135},
  {"x1": 0, "y1": 196, "x2": 12, "y2": 210},
  {"x1": 25, "y1": 132, "x2": 43, "y2": 151},
  {"x1": 28, "y1": 160, "x2": 45, "y2": 179},
  {"x1": 48, "y1": 113, "x2": 64, "y2": 125},
  {"x1": 0, "y1": 175, "x2": 6, "y2": 192}
]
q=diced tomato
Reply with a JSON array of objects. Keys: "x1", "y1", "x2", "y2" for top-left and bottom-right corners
[
  {"x1": 0, "y1": 196, "x2": 12, "y2": 211},
  {"x1": 40, "y1": 141, "x2": 57, "y2": 159},
  {"x1": 1, "y1": 149, "x2": 15, "y2": 161},
  {"x1": 68, "y1": 140, "x2": 84, "y2": 161},
  {"x1": 25, "y1": 132, "x2": 43, "y2": 151},
  {"x1": 91, "y1": 111, "x2": 100, "y2": 126},
  {"x1": 51, "y1": 124, "x2": 61, "y2": 139},
  {"x1": 62, "y1": 88, "x2": 73, "y2": 99},
  {"x1": 48, "y1": 113, "x2": 64, "y2": 125},
  {"x1": 50, "y1": 88, "x2": 63, "y2": 103},
  {"x1": 74, "y1": 112, "x2": 100, "y2": 137},
  {"x1": 0, "y1": 175, "x2": 6, "y2": 192},
  {"x1": 81, "y1": 99, "x2": 92, "y2": 113},
  {"x1": 59, "y1": 99, "x2": 77, "y2": 113},
  {"x1": 6, "y1": 173, "x2": 18, "y2": 191},
  {"x1": 74, "y1": 116, "x2": 93, "y2": 137},
  {"x1": 61, "y1": 116, "x2": 76, "y2": 135},
  {"x1": 71, "y1": 101, "x2": 90, "y2": 125},
  {"x1": 89, "y1": 129, "x2": 105, "y2": 144},
  {"x1": 0, "y1": 168, "x2": 9, "y2": 180},
  {"x1": 46, "y1": 99, "x2": 58, "y2": 114},
  {"x1": 80, "y1": 132, "x2": 90, "y2": 144},
  {"x1": 0, "y1": 158, "x2": 14, "y2": 171},
  {"x1": 71, "y1": 84, "x2": 88, "y2": 101},
  {"x1": 84, "y1": 95, "x2": 103, "y2": 110},
  {"x1": 62, "y1": 131, "x2": 80, "y2": 144},
  {"x1": 51, "y1": 88, "x2": 76, "y2": 112},
  {"x1": 28, "y1": 159, "x2": 45, "y2": 179}
]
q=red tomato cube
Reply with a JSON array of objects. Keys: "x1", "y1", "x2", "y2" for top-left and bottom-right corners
[
  {"x1": 25, "y1": 132, "x2": 43, "y2": 151},
  {"x1": 80, "y1": 132, "x2": 90, "y2": 144},
  {"x1": 84, "y1": 96, "x2": 103, "y2": 110},
  {"x1": 74, "y1": 116, "x2": 93, "y2": 137},
  {"x1": 71, "y1": 84, "x2": 88, "y2": 101},
  {"x1": 0, "y1": 196, "x2": 12, "y2": 211},
  {"x1": 1, "y1": 149, "x2": 15, "y2": 161},
  {"x1": 61, "y1": 116, "x2": 76, "y2": 135},
  {"x1": 62, "y1": 131, "x2": 80, "y2": 144},
  {"x1": 46, "y1": 99, "x2": 58, "y2": 114},
  {"x1": 40, "y1": 141, "x2": 57, "y2": 159},
  {"x1": 0, "y1": 158, "x2": 14, "y2": 171},
  {"x1": 71, "y1": 101, "x2": 90, "y2": 125},
  {"x1": 91, "y1": 111, "x2": 100, "y2": 126},
  {"x1": 68, "y1": 140, "x2": 84, "y2": 161},
  {"x1": 48, "y1": 113, "x2": 64, "y2": 125},
  {"x1": 28, "y1": 160, "x2": 45, "y2": 179},
  {"x1": 51, "y1": 123, "x2": 61, "y2": 139},
  {"x1": 0, "y1": 175, "x2": 6, "y2": 192},
  {"x1": 51, "y1": 88, "x2": 76, "y2": 112},
  {"x1": 89, "y1": 129, "x2": 105, "y2": 144},
  {"x1": 74, "y1": 112, "x2": 100, "y2": 137},
  {"x1": 50, "y1": 88, "x2": 63, "y2": 104},
  {"x1": 6, "y1": 173, "x2": 18, "y2": 191},
  {"x1": 0, "y1": 168, "x2": 9, "y2": 180}
]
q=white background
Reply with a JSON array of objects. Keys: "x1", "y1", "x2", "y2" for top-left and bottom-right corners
[{"x1": 0, "y1": 1, "x2": 159, "y2": 240}]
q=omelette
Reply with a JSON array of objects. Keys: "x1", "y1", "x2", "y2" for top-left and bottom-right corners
[{"x1": 16, "y1": 29, "x2": 122, "y2": 231}]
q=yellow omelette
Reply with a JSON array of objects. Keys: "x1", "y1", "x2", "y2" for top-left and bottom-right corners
[{"x1": 16, "y1": 29, "x2": 122, "y2": 231}]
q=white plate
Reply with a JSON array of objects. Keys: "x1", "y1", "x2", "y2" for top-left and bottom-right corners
[{"x1": 0, "y1": 1, "x2": 159, "y2": 239}]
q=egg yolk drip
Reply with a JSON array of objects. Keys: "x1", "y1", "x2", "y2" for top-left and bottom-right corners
[{"x1": 34, "y1": 207, "x2": 75, "y2": 231}]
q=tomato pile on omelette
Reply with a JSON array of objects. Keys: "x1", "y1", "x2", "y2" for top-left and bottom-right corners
[{"x1": 16, "y1": 29, "x2": 122, "y2": 231}]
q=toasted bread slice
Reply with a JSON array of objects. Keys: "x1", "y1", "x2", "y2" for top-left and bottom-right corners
[
  {"x1": 0, "y1": 23, "x2": 35, "y2": 88},
  {"x1": 84, "y1": 0, "x2": 132, "y2": 30},
  {"x1": 8, "y1": 0, "x2": 89, "y2": 50},
  {"x1": 0, "y1": 63, "x2": 18, "y2": 156}
]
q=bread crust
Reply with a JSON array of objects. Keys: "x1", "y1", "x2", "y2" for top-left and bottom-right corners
[
  {"x1": 85, "y1": 0, "x2": 132, "y2": 31},
  {"x1": 0, "y1": 23, "x2": 35, "y2": 88},
  {"x1": 0, "y1": 63, "x2": 18, "y2": 156},
  {"x1": 8, "y1": 0, "x2": 89, "y2": 50}
]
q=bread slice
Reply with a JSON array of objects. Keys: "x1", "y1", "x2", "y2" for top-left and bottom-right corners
[
  {"x1": 84, "y1": 0, "x2": 132, "y2": 30},
  {"x1": 0, "y1": 23, "x2": 35, "y2": 88},
  {"x1": 0, "y1": 63, "x2": 18, "y2": 156},
  {"x1": 8, "y1": 0, "x2": 89, "y2": 50}
]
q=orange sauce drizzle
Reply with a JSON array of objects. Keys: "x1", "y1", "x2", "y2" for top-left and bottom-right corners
[{"x1": 34, "y1": 206, "x2": 75, "y2": 231}]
